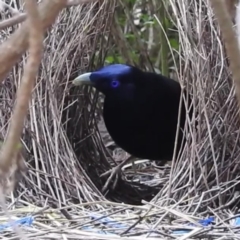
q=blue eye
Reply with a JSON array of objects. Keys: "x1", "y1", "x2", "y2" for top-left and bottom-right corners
[{"x1": 111, "y1": 80, "x2": 120, "y2": 88}]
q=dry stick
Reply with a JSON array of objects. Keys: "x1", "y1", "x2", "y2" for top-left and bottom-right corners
[
  {"x1": 0, "y1": 0, "x2": 97, "y2": 31},
  {"x1": 0, "y1": 0, "x2": 97, "y2": 180},
  {"x1": 68, "y1": 0, "x2": 97, "y2": 5},
  {"x1": 225, "y1": 0, "x2": 238, "y2": 20},
  {"x1": 0, "y1": 0, "x2": 43, "y2": 238},
  {"x1": 0, "y1": 0, "x2": 68, "y2": 84},
  {"x1": 0, "y1": 1, "x2": 67, "y2": 174},
  {"x1": 209, "y1": 0, "x2": 240, "y2": 113},
  {"x1": 0, "y1": 0, "x2": 97, "y2": 183},
  {"x1": 0, "y1": 0, "x2": 44, "y2": 175},
  {"x1": 0, "y1": 0, "x2": 21, "y2": 16},
  {"x1": 0, "y1": 13, "x2": 27, "y2": 30}
]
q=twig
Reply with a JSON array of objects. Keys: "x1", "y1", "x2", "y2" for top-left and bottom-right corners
[
  {"x1": 0, "y1": 0, "x2": 68, "y2": 84},
  {"x1": 0, "y1": 0, "x2": 43, "y2": 178},
  {"x1": 67, "y1": 0, "x2": 98, "y2": 5},
  {"x1": 225, "y1": 0, "x2": 238, "y2": 21},
  {"x1": 0, "y1": 14, "x2": 27, "y2": 30},
  {"x1": 0, "y1": 0, "x2": 97, "y2": 30},
  {"x1": 0, "y1": 1, "x2": 21, "y2": 16},
  {"x1": 209, "y1": 0, "x2": 240, "y2": 117}
]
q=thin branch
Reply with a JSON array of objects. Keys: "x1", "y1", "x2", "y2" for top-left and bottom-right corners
[
  {"x1": 0, "y1": 0, "x2": 97, "y2": 30},
  {"x1": 0, "y1": 0, "x2": 68, "y2": 84},
  {"x1": 0, "y1": 0, "x2": 44, "y2": 174},
  {"x1": 225, "y1": 0, "x2": 238, "y2": 21},
  {"x1": 0, "y1": 14, "x2": 26, "y2": 30},
  {"x1": 67, "y1": 0, "x2": 98, "y2": 5},
  {"x1": 0, "y1": 1, "x2": 21, "y2": 16},
  {"x1": 209, "y1": 0, "x2": 240, "y2": 116}
]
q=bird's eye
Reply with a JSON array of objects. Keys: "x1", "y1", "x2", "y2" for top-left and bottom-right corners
[{"x1": 111, "y1": 80, "x2": 120, "y2": 88}]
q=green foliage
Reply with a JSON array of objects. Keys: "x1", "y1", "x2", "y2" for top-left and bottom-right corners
[
  {"x1": 93, "y1": 0, "x2": 180, "y2": 77},
  {"x1": 105, "y1": 55, "x2": 124, "y2": 64},
  {"x1": 88, "y1": 1, "x2": 183, "y2": 170}
]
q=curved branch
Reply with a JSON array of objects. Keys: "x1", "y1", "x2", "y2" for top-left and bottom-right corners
[
  {"x1": 0, "y1": 0, "x2": 68, "y2": 83},
  {"x1": 209, "y1": 0, "x2": 240, "y2": 114},
  {"x1": 0, "y1": 0, "x2": 44, "y2": 178}
]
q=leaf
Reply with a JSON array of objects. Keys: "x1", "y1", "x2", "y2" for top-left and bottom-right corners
[{"x1": 169, "y1": 38, "x2": 179, "y2": 50}]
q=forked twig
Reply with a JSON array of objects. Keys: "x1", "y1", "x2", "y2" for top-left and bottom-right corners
[
  {"x1": 0, "y1": 0, "x2": 98, "y2": 193},
  {"x1": 0, "y1": 0, "x2": 68, "y2": 84},
  {"x1": 0, "y1": 0, "x2": 43, "y2": 191}
]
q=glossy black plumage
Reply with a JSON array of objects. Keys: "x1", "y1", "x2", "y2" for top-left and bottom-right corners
[
  {"x1": 103, "y1": 69, "x2": 186, "y2": 161},
  {"x1": 73, "y1": 64, "x2": 189, "y2": 189}
]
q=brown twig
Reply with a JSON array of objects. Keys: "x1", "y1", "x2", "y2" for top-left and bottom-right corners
[
  {"x1": 0, "y1": 0, "x2": 97, "y2": 31},
  {"x1": 0, "y1": 0, "x2": 44, "y2": 177},
  {"x1": 0, "y1": 14, "x2": 27, "y2": 30},
  {"x1": 209, "y1": 0, "x2": 240, "y2": 116},
  {"x1": 225, "y1": 0, "x2": 237, "y2": 21},
  {"x1": 0, "y1": 0, "x2": 68, "y2": 84},
  {"x1": 0, "y1": 0, "x2": 98, "y2": 191}
]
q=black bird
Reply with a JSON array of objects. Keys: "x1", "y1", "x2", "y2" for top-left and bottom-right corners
[{"x1": 73, "y1": 64, "x2": 189, "y2": 190}]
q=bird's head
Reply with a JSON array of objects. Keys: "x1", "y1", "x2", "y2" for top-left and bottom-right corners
[{"x1": 72, "y1": 64, "x2": 144, "y2": 97}]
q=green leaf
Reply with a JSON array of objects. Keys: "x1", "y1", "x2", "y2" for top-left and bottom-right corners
[
  {"x1": 105, "y1": 56, "x2": 115, "y2": 64},
  {"x1": 169, "y1": 38, "x2": 179, "y2": 50}
]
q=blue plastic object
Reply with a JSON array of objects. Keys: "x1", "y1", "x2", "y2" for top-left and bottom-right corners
[
  {"x1": 89, "y1": 213, "x2": 129, "y2": 229},
  {"x1": 172, "y1": 217, "x2": 214, "y2": 235},
  {"x1": 0, "y1": 216, "x2": 34, "y2": 231}
]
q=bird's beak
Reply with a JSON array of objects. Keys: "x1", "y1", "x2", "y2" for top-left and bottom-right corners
[{"x1": 72, "y1": 72, "x2": 93, "y2": 86}]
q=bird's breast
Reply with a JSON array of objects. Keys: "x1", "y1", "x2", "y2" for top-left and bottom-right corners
[{"x1": 102, "y1": 99, "x2": 179, "y2": 160}]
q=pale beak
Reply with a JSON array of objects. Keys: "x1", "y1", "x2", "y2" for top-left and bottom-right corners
[{"x1": 72, "y1": 72, "x2": 93, "y2": 86}]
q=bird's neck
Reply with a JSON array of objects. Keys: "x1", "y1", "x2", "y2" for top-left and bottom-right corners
[
  {"x1": 104, "y1": 95, "x2": 133, "y2": 110},
  {"x1": 107, "y1": 87, "x2": 137, "y2": 103},
  {"x1": 103, "y1": 91, "x2": 137, "y2": 116}
]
